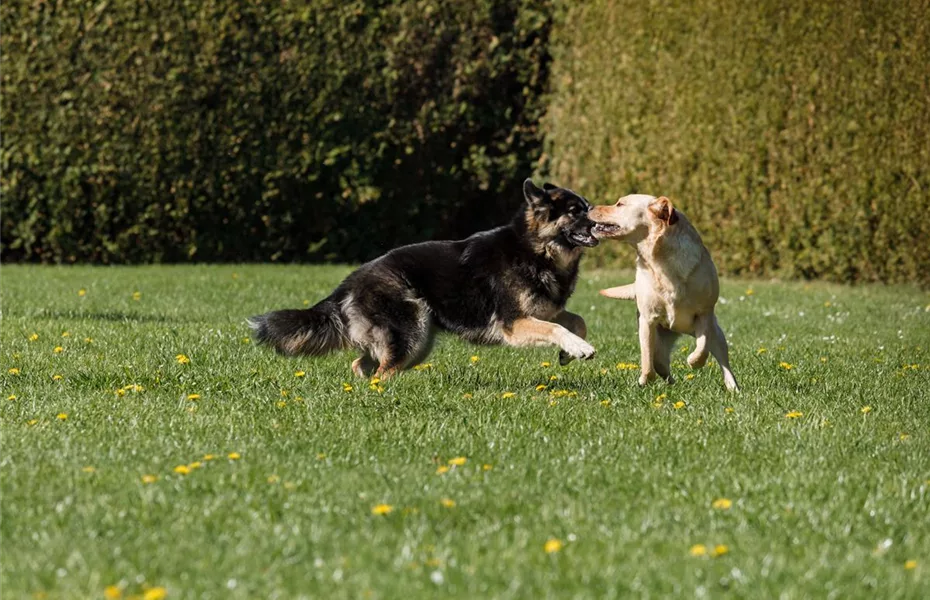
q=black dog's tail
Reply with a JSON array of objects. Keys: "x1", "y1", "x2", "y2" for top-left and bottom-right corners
[{"x1": 248, "y1": 296, "x2": 348, "y2": 356}]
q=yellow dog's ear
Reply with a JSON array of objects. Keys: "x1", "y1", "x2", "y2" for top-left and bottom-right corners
[{"x1": 649, "y1": 196, "x2": 678, "y2": 226}]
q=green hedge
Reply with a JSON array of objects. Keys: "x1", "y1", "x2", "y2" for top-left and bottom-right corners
[
  {"x1": 1, "y1": 0, "x2": 552, "y2": 263},
  {"x1": 545, "y1": 0, "x2": 930, "y2": 285}
]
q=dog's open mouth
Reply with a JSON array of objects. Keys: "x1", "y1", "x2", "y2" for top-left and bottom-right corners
[
  {"x1": 592, "y1": 223, "x2": 622, "y2": 237},
  {"x1": 565, "y1": 228, "x2": 599, "y2": 247}
]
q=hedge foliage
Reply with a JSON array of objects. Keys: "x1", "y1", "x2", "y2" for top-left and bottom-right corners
[
  {"x1": 1, "y1": 0, "x2": 552, "y2": 263},
  {"x1": 4, "y1": 0, "x2": 929, "y2": 286},
  {"x1": 545, "y1": 0, "x2": 930, "y2": 285}
]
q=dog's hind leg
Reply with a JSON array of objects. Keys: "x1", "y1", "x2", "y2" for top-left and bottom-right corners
[
  {"x1": 599, "y1": 284, "x2": 636, "y2": 300},
  {"x1": 351, "y1": 353, "x2": 378, "y2": 379},
  {"x1": 654, "y1": 327, "x2": 679, "y2": 384},
  {"x1": 705, "y1": 314, "x2": 739, "y2": 391},
  {"x1": 553, "y1": 311, "x2": 588, "y2": 365},
  {"x1": 688, "y1": 314, "x2": 711, "y2": 369}
]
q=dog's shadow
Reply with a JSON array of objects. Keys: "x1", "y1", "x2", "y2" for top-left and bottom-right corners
[{"x1": 31, "y1": 309, "x2": 187, "y2": 324}]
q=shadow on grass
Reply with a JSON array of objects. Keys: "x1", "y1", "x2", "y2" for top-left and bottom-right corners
[{"x1": 32, "y1": 309, "x2": 189, "y2": 324}]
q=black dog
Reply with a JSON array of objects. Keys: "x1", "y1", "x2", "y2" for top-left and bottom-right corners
[{"x1": 250, "y1": 179, "x2": 599, "y2": 379}]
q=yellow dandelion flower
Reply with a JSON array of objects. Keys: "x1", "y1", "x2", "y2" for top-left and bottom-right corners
[
  {"x1": 725, "y1": 407, "x2": 734, "y2": 414},
  {"x1": 745, "y1": 288, "x2": 754, "y2": 296},
  {"x1": 600, "y1": 399, "x2": 610, "y2": 406},
  {"x1": 616, "y1": 362, "x2": 638, "y2": 370},
  {"x1": 448, "y1": 456, "x2": 467, "y2": 466},
  {"x1": 535, "y1": 384, "x2": 547, "y2": 392},
  {"x1": 690, "y1": 544, "x2": 707, "y2": 557},
  {"x1": 779, "y1": 362, "x2": 793, "y2": 370},
  {"x1": 757, "y1": 348, "x2": 767, "y2": 354},
  {"x1": 294, "y1": 370, "x2": 306, "y2": 378},
  {"x1": 462, "y1": 393, "x2": 473, "y2": 399},
  {"x1": 241, "y1": 337, "x2": 251, "y2": 344},
  {"x1": 115, "y1": 388, "x2": 126, "y2": 397},
  {"x1": 470, "y1": 355, "x2": 479, "y2": 363},
  {"x1": 8, "y1": 368, "x2": 20, "y2": 375},
  {"x1": 653, "y1": 400, "x2": 664, "y2": 408},
  {"x1": 860, "y1": 406, "x2": 872, "y2": 414},
  {"x1": 899, "y1": 433, "x2": 910, "y2": 441},
  {"x1": 302, "y1": 299, "x2": 311, "y2": 306},
  {"x1": 820, "y1": 356, "x2": 828, "y2": 363},
  {"x1": 174, "y1": 465, "x2": 191, "y2": 475},
  {"x1": 57, "y1": 413, "x2": 68, "y2": 420},
  {"x1": 267, "y1": 475, "x2": 280, "y2": 484},
  {"x1": 61, "y1": 331, "x2": 70, "y2": 338},
  {"x1": 188, "y1": 461, "x2": 203, "y2": 469},
  {"x1": 440, "y1": 498, "x2": 456, "y2": 508},
  {"x1": 53, "y1": 346, "x2": 64, "y2": 354},
  {"x1": 203, "y1": 454, "x2": 216, "y2": 461},
  {"x1": 685, "y1": 373, "x2": 695, "y2": 380},
  {"x1": 823, "y1": 301, "x2": 831, "y2": 307},
  {"x1": 342, "y1": 382, "x2": 353, "y2": 392},
  {"x1": 549, "y1": 400, "x2": 558, "y2": 407},
  {"x1": 176, "y1": 354, "x2": 190, "y2": 365},
  {"x1": 655, "y1": 394, "x2": 667, "y2": 402},
  {"x1": 27, "y1": 419, "x2": 38, "y2": 426},
  {"x1": 436, "y1": 465, "x2": 450, "y2": 475},
  {"x1": 549, "y1": 375, "x2": 559, "y2": 381},
  {"x1": 132, "y1": 291, "x2": 142, "y2": 301},
  {"x1": 142, "y1": 587, "x2": 167, "y2": 600},
  {"x1": 104, "y1": 585, "x2": 122, "y2": 599},
  {"x1": 501, "y1": 392, "x2": 516, "y2": 399},
  {"x1": 905, "y1": 559, "x2": 917, "y2": 570},
  {"x1": 84, "y1": 337, "x2": 94, "y2": 343},
  {"x1": 141, "y1": 474, "x2": 158, "y2": 484},
  {"x1": 52, "y1": 374, "x2": 63, "y2": 381},
  {"x1": 785, "y1": 410, "x2": 803, "y2": 419},
  {"x1": 482, "y1": 464, "x2": 493, "y2": 471},
  {"x1": 187, "y1": 393, "x2": 201, "y2": 401},
  {"x1": 712, "y1": 544, "x2": 729, "y2": 557},
  {"x1": 413, "y1": 363, "x2": 432, "y2": 371},
  {"x1": 371, "y1": 503, "x2": 393, "y2": 515},
  {"x1": 7, "y1": 394, "x2": 16, "y2": 401},
  {"x1": 544, "y1": 538, "x2": 563, "y2": 554},
  {"x1": 228, "y1": 452, "x2": 241, "y2": 460},
  {"x1": 29, "y1": 333, "x2": 39, "y2": 342},
  {"x1": 541, "y1": 361, "x2": 551, "y2": 367},
  {"x1": 276, "y1": 401, "x2": 287, "y2": 408},
  {"x1": 674, "y1": 401, "x2": 685, "y2": 410},
  {"x1": 370, "y1": 377, "x2": 380, "y2": 384},
  {"x1": 82, "y1": 466, "x2": 96, "y2": 473},
  {"x1": 76, "y1": 288, "x2": 87, "y2": 298},
  {"x1": 712, "y1": 498, "x2": 733, "y2": 510},
  {"x1": 317, "y1": 452, "x2": 327, "y2": 460},
  {"x1": 280, "y1": 389, "x2": 289, "y2": 397}
]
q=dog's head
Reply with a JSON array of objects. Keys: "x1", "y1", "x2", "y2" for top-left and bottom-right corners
[
  {"x1": 589, "y1": 194, "x2": 678, "y2": 243},
  {"x1": 523, "y1": 179, "x2": 598, "y2": 248}
]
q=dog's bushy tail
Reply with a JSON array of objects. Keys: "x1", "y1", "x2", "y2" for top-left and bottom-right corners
[{"x1": 248, "y1": 297, "x2": 347, "y2": 356}]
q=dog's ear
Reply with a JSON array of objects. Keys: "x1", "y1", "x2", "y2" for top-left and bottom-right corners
[
  {"x1": 542, "y1": 183, "x2": 558, "y2": 191},
  {"x1": 649, "y1": 196, "x2": 678, "y2": 226},
  {"x1": 523, "y1": 179, "x2": 550, "y2": 208}
]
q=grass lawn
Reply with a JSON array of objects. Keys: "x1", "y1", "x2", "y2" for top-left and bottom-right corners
[{"x1": 2, "y1": 264, "x2": 929, "y2": 598}]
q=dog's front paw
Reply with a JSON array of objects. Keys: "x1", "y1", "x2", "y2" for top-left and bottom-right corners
[
  {"x1": 638, "y1": 371, "x2": 657, "y2": 386},
  {"x1": 561, "y1": 336, "x2": 596, "y2": 362}
]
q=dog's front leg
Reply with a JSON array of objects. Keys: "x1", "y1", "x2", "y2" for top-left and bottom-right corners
[
  {"x1": 638, "y1": 315, "x2": 658, "y2": 385},
  {"x1": 503, "y1": 317, "x2": 596, "y2": 362},
  {"x1": 553, "y1": 311, "x2": 588, "y2": 365}
]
